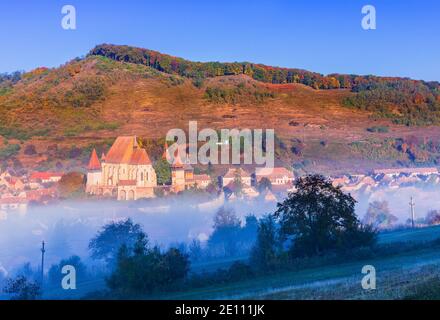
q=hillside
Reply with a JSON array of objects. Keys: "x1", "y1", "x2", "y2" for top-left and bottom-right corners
[{"x1": 1, "y1": 44, "x2": 440, "y2": 174}]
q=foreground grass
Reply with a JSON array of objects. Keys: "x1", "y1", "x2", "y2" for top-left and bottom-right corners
[
  {"x1": 156, "y1": 241, "x2": 440, "y2": 300},
  {"x1": 378, "y1": 225, "x2": 440, "y2": 244}
]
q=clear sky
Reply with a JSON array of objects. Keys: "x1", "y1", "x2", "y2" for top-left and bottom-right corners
[{"x1": 0, "y1": 0, "x2": 439, "y2": 81}]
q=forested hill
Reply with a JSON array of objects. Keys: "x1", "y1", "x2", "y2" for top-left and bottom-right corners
[
  {"x1": 2, "y1": 43, "x2": 440, "y2": 172},
  {"x1": 89, "y1": 44, "x2": 438, "y2": 90},
  {"x1": 90, "y1": 44, "x2": 440, "y2": 126}
]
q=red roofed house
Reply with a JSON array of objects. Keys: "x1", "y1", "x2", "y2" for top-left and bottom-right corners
[
  {"x1": 193, "y1": 174, "x2": 211, "y2": 189},
  {"x1": 86, "y1": 136, "x2": 157, "y2": 200},
  {"x1": 3, "y1": 177, "x2": 25, "y2": 191},
  {"x1": 30, "y1": 172, "x2": 64, "y2": 184}
]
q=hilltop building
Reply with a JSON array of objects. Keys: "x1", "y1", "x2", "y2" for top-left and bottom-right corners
[{"x1": 86, "y1": 136, "x2": 157, "y2": 200}]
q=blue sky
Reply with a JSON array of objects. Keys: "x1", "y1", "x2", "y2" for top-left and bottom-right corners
[{"x1": 0, "y1": 0, "x2": 438, "y2": 81}]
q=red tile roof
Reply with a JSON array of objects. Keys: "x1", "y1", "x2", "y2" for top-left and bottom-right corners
[
  {"x1": 129, "y1": 148, "x2": 151, "y2": 165},
  {"x1": 30, "y1": 172, "x2": 63, "y2": 181},
  {"x1": 105, "y1": 136, "x2": 137, "y2": 164},
  {"x1": 88, "y1": 149, "x2": 101, "y2": 170},
  {"x1": 255, "y1": 167, "x2": 294, "y2": 179},
  {"x1": 105, "y1": 136, "x2": 152, "y2": 165}
]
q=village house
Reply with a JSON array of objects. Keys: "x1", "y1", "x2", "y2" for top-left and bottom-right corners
[
  {"x1": 86, "y1": 136, "x2": 158, "y2": 201},
  {"x1": 30, "y1": 172, "x2": 64, "y2": 184},
  {"x1": 224, "y1": 182, "x2": 259, "y2": 200},
  {"x1": 255, "y1": 167, "x2": 294, "y2": 186},
  {"x1": 222, "y1": 168, "x2": 252, "y2": 187},
  {"x1": 2, "y1": 176, "x2": 25, "y2": 192},
  {"x1": 193, "y1": 174, "x2": 211, "y2": 189},
  {"x1": 341, "y1": 176, "x2": 377, "y2": 193},
  {"x1": 332, "y1": 175, "x2": 350, "y2": 187}
]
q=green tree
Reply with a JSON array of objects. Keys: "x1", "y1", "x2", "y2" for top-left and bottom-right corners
[
  {"x1": 154, "y1": 158, "x2": 171, "y2": 185},
  {"x1": 209, "y1": 206, "x2": 242, "y2": 257},
  {"x1": 275, "y1": 174, "x2": 376, "y2": 256},
  {"x1": 88, "y1": 218, "x2": 146, "y2": 268},
  {"x1": 162, "y1": 248, "x2": 190, "y2": 284},
  {"x1": 232, "y1": 170, "x2": 244, "y2": 197},
  {"x1": 425, "y1": 210, "x2": 440, "y2": 226},
  {"x1": 363, "y1": 201, "x2": 397, "y2": 230},
  {"x1": 48, "y1": 256, "x2": 88, "y2": 287},
  {"x1": 107, "y1": 235, "x2": 189, "y2": 296},
  {"x1": 213, "y1": 206, "x2": 240, "y2": 229},
  {"x1": 257, "y1": 177, "x2": 272, "y2": 192},
  {"x1": 250, "y1": 215, "x2": 280, "y2": 271},
  {"x1": 188, "y1": 239, "x2": 202, "y2": 262}
]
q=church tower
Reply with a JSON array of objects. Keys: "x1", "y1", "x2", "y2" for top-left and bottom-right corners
[
  {"x1": 86, "y1": 148, "x2": 102, "y2": 193},
  {"x1": 170, "y1": 148, "x2": 186, "y2": 193}
]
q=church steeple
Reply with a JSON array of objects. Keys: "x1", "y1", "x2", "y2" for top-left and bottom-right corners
[{"x1": 88, "y1": 149, "x2": 101, "y2": 171}]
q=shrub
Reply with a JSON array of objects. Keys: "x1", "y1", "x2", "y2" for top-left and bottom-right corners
[
  {"x1": 64, "y1": 77, "x2": 107, "y2": 108},
  {"x1": 0, "y1": 144, "x2": 20, "y2": 160},
  {"x1": 367, "y1": 126, "x2": 389, "y2": 133},
  {"x1": 24, "y1": 144, "x2": 37, "y2": 156},
  {"x1": 2, "y1": 276, "x2": 41, "y2": 300}
]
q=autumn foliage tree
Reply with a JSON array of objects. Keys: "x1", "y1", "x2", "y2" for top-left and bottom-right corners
[{"x1": 58, "y1": 172, "x2": 85, "y2": 198}]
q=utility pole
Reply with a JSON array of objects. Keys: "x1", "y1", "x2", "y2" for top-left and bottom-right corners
[
  {"x1": 40, "y1": 241, "x2": 45, "y2": 286},
  {"x1": 409, "y1": 197, "x2": 416, "y2": 228}
]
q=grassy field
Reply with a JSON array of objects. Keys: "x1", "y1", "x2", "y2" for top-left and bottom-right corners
[
  {"x1": 378, "y1": 225, "x2": 440, "y2": 244},
  {"x1": 159, "y1": 225, "x2": 440, "y2": 300}
]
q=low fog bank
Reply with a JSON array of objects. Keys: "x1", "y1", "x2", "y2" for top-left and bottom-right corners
[
  {"x1": 1, "y1": 184, "x2": 440, "y2": 279},
  {"x1": 0, "y1": 195, "x2": 276, "y2": 276},
  {"x1": 355, "y1": 185, "x2": 440, "y2": 224}
]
